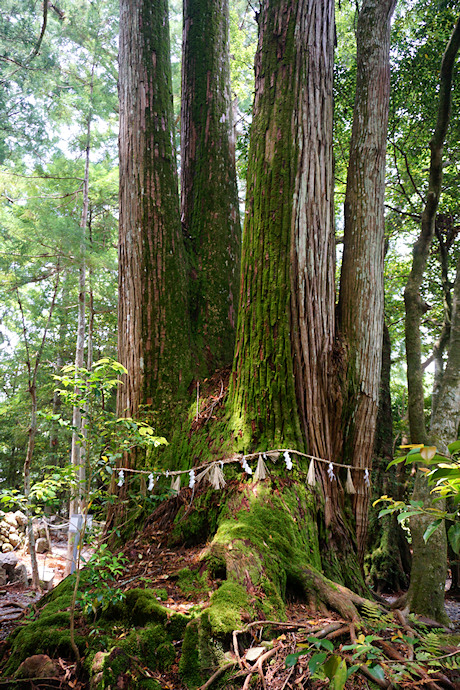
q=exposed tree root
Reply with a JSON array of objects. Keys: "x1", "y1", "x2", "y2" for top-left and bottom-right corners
[{"x1": 299, "y1": 564, "x2": 384, "y2": 622}]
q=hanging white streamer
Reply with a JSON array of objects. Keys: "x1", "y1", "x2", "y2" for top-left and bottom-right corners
[
  {"x1": 254, "y1": 455, "x2": 269, "y2": 482},
  {"x1": 171, "y1": 475, "x2": 181, "y2": 493},
  {"x1": 306, "y1": 459, "x2": 316, "y2": 486},
  {"x1": 189, "y1": 469, "x2": 196, "y2": 489},
  {"x1": 283, "y1": 451, "x2": 293, "y2": 470},
  {"x1": 241, "y1": 456, "x2": 253, "y2": 475},
  {"x1": 117, "y1": 470, "x2": 125, "y2": 487},
  {"x1": 364, "y1": 468, "x2": 370, "y2": 488},
  {"x1": 209, "y1": 464, "x2": 226, "y2": 490},
  {"x1": 327, "y1": 462, "x2": 335, "y2": 482},
  {"x1": 345, "y1": 468, "x2": 356, "y2": 494},
  {"x1": 148, "y1": 473, "x2": 155, "y2": 491}
]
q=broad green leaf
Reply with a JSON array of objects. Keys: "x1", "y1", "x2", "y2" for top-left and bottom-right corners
[
  {"x1": 386, "y1": 456, "x2": 406, "y2": 469},
  {"x1": 367, "y1": 664, "x2": 385, "y2": 681},
  {"x1": 323, "y1": 655, "x2": 341, "y2": 680},
  {"x1": 332, "y1": 659, "x2": 347, "y2": 690},
  {"x1": 397, "y1": 511, "x2": 421, "y2": 523},
  {"x1": 285, "y1": 652, "x2": 303, "y2": 668},
  {"x1": 447, "y1": 440, "x2": 460, "y2": 454},
  {"x1": 448, "y1": 523, "x2": 460, "y2": 554},
  {"x1": 422, "y1": 519, "x2": 443, "y2": 543},
  {"x1": 308, "y1": 652, "x2": 328, "y2": 674},
  {"x1": 346, "y1": 664, "x2": 360, "y2": 679}
]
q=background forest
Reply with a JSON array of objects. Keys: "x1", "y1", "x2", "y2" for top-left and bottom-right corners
[{"x1": 0, "y1": 0, "x2": 460, "y2": 688}]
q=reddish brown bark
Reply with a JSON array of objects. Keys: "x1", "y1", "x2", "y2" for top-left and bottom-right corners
[
  {"x1": 118, "y1": 0, "x2": 192, "y2": 435},
  {"x1": 338, "y1": 0, "x2": 396, "y2": 560}
]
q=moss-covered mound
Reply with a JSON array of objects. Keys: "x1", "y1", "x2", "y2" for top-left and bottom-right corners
[{"x1": 1, "y1": 579, "x2": 191, "y2": 688}]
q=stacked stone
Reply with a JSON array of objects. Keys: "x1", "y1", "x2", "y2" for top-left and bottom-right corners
[
  {"x1": 0, "y1": 511, "x2": 27, "y2": 553},
  {"x1": 0, "y1": 511, "x2": 52, "y2": 554}
]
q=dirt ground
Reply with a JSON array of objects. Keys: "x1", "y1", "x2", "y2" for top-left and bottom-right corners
[{"x1": 0, "y1": 516, "x2": 459, "y2": 689}]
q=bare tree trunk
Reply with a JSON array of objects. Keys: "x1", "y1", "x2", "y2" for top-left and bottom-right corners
[
  {"x1": 404, "y1": 15, "x2": 460, "y2": 625},
  {"x1": 17, "y1": 273, "x2": 60, "y2": 590},
  {"x1": 338, "y1": 0, "x2": 396, "y2": 561},
  {"x1": 65, "y1": 70, "x2": 93, "y2": 576},
  {"x1": 404, "y1": 16, "x2": 460, "y2": 446},
  {"x1": 23, "y1": 386, "x2": 40, "y2": 591},
  {"x1": 181, "y1": 0, "x2": 241, "y2": 374}
]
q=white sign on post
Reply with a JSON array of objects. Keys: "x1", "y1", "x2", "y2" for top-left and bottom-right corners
[{"x1": 69, "y1": 514, "x2": 93, "y2": 533}]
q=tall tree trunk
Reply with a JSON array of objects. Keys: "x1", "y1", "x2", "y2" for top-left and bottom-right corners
[
  {"x1": 230, "y1": 0, "x2": 336, "y2": 457},
  {"x1": 180, "y1": 0, "x2": 241, "y2": 374},
  {"x1": 65, "y1": 70, "x2": 93, "y2": 576},
  {"x1": 338, "y1": 0, "x2": 396, "y2": 561},
  {"x1": 369, "y1": 324, "x2": 411, "y2": 592},
  {"x1": 404, "y1": 16, "x2": 460, "y2": 446},
  {"x1": 404, "y1": 16, "x2": 460, "y2": 625},
  {"x1": 118, "y1": 0, "x2": 192, "y2": 434},
  {"x1": 227, "y1": 0, "x2": 367, "y2": 590},
  {"x1": 17, "y1": 274, "x2": 60, "y2": 590}
]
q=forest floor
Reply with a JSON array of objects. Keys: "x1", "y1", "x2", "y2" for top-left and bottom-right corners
[{"x1": 0, "y1": 506, "x2": 459, "y2": 689}]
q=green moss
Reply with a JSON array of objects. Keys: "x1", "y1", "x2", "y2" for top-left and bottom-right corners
[
  {"x1": 177, "y1": 567, "x2": 209, "y2": 596},
  {"x1": 3, "y1": 611, "x2": 85, "y2": 676},
  {"x1": 207, "y1": 581, "x2": 249, "y2": 634},
  {"x1": 153, "y1": 588, "x2": 168, "y2": 601},
  {"x1": 179, "y1": 612, "x2": 226, "y2": 689},
  {"x1": 102, "y1": 588, "x2": 167, "y2": 625},
  {"x1": 100, "y1": 623, "x2": 178, "y2": 687},
  {"x1": 179, "y1": 618, "x2": 202, "y2": 688}
]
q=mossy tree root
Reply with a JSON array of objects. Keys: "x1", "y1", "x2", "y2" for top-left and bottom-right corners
[{"x1": 298, "y1": 565, "x2": 383, "y2": 622}]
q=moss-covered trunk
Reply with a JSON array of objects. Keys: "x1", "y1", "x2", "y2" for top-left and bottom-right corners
[
  {"x1": 180, "y1": 0, "x2": 241, "y2": 374},
  {"x1": 227, "y1": 0, "x2": 365, "y2": 591},
  {"x1": 229, "y1": 0, "x2": 335, "y2": 457},
  {"x1": 337, "y1": 0, "x2": 396, "y2": 561},
  {"x1": 118, "y1": 0, "x2": 192, "y2": 435}
]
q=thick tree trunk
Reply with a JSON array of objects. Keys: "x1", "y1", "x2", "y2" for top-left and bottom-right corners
[
  {"x1": 180, "y1": 0, "x2": 241, "y2": 374},
  {"x1": 118, "y1": 0, "x2": 192, "y2": 433},
  {"x1": 338, "y1": 0, "x2": 396, "y2": 561},
  {"x1": 227, "y1": 0, "x2": 366, "y2": 590},
  {"x1": 230, "y1": 0, "x2": 336, "y2": 459}
]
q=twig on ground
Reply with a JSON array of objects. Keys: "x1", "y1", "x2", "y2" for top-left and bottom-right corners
[{"x1": 198, "y1": 660, "x2": 237, "y2": 690}]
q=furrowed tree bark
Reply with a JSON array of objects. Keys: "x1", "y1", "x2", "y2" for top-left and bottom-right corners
[
  {"x1": 181, "y1": 0, "x2": 241, "y2": 374},
  {"x1": 338, "y1": 0, "x2": 396, "y2": 562},
  {"x1": 227, "y1": 0, "x2": 366, "y2": 591},
  {"x1": 230, "y1": 0, "x2": 336, "y2": 457},
  {"x1": 404, "y1": 15, "x2": 460, "y2": 625},
  {"x1": 117, "y1": 0, "x2": 192, "y2": 433}
]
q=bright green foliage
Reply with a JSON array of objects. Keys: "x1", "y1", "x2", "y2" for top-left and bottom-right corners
[
  {"x1": 376, "y1": 442, "x2": 460, "y2": 553},
  {"x1": 77, "y1": 544, "x2": 128, "y2": 617}
]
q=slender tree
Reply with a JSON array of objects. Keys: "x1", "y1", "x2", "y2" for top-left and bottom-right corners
[
  {"x1": 338, "y1": 0, "x2": 397, "y2": 560},
  {"x1": 180, "y1": 0, "x2": 241, "y2": 373},
  {"x1": 404, "y1": 15, "x2": 460, "y2": 625}
]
